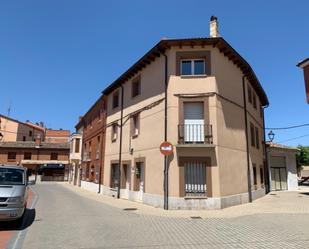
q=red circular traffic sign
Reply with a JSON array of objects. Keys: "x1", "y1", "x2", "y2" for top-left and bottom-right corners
[{"x1": 160, "y1": 141, "x2": 173, "y2": 156}]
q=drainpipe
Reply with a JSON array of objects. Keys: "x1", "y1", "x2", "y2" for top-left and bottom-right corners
[
  {"x1": 163, "y1": 53, "x2": 169, "y2": 210},
  {"x1": 242, "y1": 75, "x2": 252, "y2": 203},
  {"x1": 262, "y1": 104, "x2": 270, "y2": 193},
  {"x1": 117, "y1": 85, "x2": 124, "y2": 199}
]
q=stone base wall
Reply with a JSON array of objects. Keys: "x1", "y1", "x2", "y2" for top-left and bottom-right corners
[{"x1": 77, "y1": 183, "x2": 266, "y2": 210}]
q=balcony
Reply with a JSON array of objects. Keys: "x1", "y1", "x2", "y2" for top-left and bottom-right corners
[{"x1": 178, "y1": 124, "x2": 213, "y2": 145}]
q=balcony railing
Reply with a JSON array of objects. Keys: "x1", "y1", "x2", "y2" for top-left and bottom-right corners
[{"x1": 178, "y1": 124, "x2": 213, "y2": 144}]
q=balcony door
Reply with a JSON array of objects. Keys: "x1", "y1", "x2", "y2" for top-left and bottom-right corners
[{"x1": 184, "y1": 102, "x2": 204, "y2": 143}]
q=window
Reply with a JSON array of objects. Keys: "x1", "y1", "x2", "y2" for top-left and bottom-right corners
[
  {"x1": 253, "y1": 93, "x2": 257, "y2": 109},
  {"x1": 50, "y1": 153, "x2": 58, "y2": 160},
  {"x1": 181, "y1": 59, "x2": 205, "y2": 76},
  {"x1": 8, "y1": 152, "x2": 16, "y2": 161},
  {"x1": 112, "y1": 90, "x2": 119, "y2": 109},
  {"x1": 260, "y1": 166, "x2": 264, "y2": 184},
  {"x1": 253, "y1": 165, "x2": 257, "y2": 185},
  {"x1": 184, "y1": 162, "x2": 206, "y2": 196},
  {"x1": 110, "y1": 163, "x2": 119, "y2": 188},
  {"x1": 24, "y1": 152, "x2": 32, "y2": 160},
  {"x1": 255, "y1": 127, "x2": 260, "y2": 149},
  {"x1": 131, "y1": 113, "x2": 140, "y2": 137},
  {"x1": 111, "y1": 123, "x2": 118, "y2": 142},
  {"x1": 248, "y1": 86, "x2": 252, "y2": 104},
  {"x1": 29, "y1": 130, "x2": 33, "y2": 137},
  {"x1": 75, "y1": 138, "x2": 80, "y2": 153},
  {"x1": 132, "y1": 77, "x2": 141, "y2": 98},
  {"x1": 250, "y1": 122, "x2": 255, "y2": 147},
  {"x1": 23, "y1": 136, "x2": 26, "y2": 141}
]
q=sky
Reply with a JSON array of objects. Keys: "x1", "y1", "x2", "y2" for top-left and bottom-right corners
[{"x1": 0, "y1": 0, "x2": 309, "y2": 146}]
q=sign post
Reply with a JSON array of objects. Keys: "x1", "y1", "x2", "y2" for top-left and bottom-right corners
[{"x1": 160, "y1": 141, "x2": 173, "y2": 210}]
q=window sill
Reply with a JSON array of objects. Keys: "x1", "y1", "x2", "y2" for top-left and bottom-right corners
[
  {"x1": 184, "y1": 196, "x2": 207, "y2": 200},
  {"x1": 180, "y1": 74, "x2": 208, "y2": 79},
  {"x1": 131, "y1": 134, "x2": 139, "y2": 139}
]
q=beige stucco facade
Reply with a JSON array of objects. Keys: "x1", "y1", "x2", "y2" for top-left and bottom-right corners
[
  {"x1": 0, "y1": 115, "x2": 44, "y2": 142},
  {"x1": 100, "y1": 40, "x2": 268, "y2": 209}
]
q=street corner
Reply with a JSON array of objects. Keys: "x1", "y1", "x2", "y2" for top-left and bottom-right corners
[{"x1": 0, "y1": 187, "x2": 37, "y2": 249}]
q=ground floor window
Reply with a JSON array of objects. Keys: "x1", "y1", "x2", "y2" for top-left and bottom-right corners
[
  {"x1": 185, "y1": 162, "x2": 206, "y2": 196},
  {"x1": 111, "y1": 163, "x2": 119, "y2": 188}
]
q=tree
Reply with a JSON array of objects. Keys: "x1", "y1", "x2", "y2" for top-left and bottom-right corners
[{"x1": 296, "y1": 146, "x2": 309, "y2": 172}]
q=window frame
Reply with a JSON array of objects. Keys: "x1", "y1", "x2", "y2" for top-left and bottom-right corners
[
  {"x1": 75, "y1": 138, "x2": 80, "y2": 153},
  {"x1": 255, "y1": 127, "x2": 260, "y2": 149},
  {"x1": 250, "y1": 122, "x2": 255, "y2": 147},
  {"x1": 7, "y1": 152, "x2": 17, "y2": 161},
  {"x1": 253, "y1": 164, "x2": 257, "y2": 186},
  {"x1": 248, "y1": 85, "x2": 252, "y2": 104},
  {"x1": 131, "y1": 113, "x2": 140, "y2": 138},
  {"x1": 131, "y1": 77, "x2": 141, "y2": 98},
  {"x1": 180, "y1": 59, "x2": 206, "y2": 76},
  {"x1": 111, "y1": 123, "x2": 118, "y2": 142},
  {"x1": 112, "y1": 90, "x2": 119, "y2": 109},
  {"x1": 24, "y1": 152, "x2": 32, "y2": 160},
  {"x1": 50, "y1": 153, "x2": 58, "y2": 161}
]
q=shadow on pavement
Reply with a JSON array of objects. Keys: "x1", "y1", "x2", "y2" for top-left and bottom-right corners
[
  {"x1": 299, "y1": 192, "x2": 309, "y2": 196},
  {"x1": 0, "y1": 208, "x2": 36, "y2": 231}
]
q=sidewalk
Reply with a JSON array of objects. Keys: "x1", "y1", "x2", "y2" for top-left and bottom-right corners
[{"x1": 60, "y1": 182, "x2": 309, "y2": 218}]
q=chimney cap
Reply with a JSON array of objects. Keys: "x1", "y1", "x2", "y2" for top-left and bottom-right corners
[{"x1": 210, "y1": 16, "x2": 218, "y2": 21}]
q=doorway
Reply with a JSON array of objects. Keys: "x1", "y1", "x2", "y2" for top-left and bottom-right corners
[
  {"x1": 270, "y1": 156, "x2": 288, "y2": 191},
  {"x1": 184, "y1": 102, "x2": 204, "y2": 143}
]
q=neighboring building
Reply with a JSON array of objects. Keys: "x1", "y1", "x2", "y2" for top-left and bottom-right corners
[
  {"x1": 76, "y1": 17, "x2": 269, "y2": 209},
  {"x1": 297, "y1": 57, "x2": 309, "y2": 104},
  {"x1": 69, "y1": 131, "x2": 83, "y2": 186},
  {"x1": 268, "y1": 143, "x2": 299, "y2": 191},
  {"x1": 0, "y1": 114, "x2": 45, "y2": 142},
  {"x1": 45, "y1": 129, "x2": 70, "y2": 143},
  {"x1": 75, "y1": 95, "x2": 107, "y2": 193},
  {"x1": 0, "y1": 114, "x2": 70, "y2": 180},
  {"x1": 0, "y1": 140, "x2": 70, "y2": 178}
]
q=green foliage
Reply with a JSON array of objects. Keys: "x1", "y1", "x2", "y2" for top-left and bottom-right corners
[{"x1": 296, "y1": 145, "x2": 309, "y2": 169}]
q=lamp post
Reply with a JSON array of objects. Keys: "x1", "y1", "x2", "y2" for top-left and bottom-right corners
[{"x1": 268, "y1": 130, "x2": 275, "y2": 143}]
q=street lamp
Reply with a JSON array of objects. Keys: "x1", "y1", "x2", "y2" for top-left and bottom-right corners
[{"x1": 268, "y1": 130, "x2": 275, "y2": 143}]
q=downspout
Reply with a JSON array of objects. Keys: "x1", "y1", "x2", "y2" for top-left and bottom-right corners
[
  {"x1": 262, "y1": 104, "x2": 270, "y2": 193},
  {"x1": 117, "y1": 85, "x2": 124, "y2": 199},
  {"x1": 242, "y1": 75, "x2": 252, "y2": 203},
  {"x1": 163, "y1": 53, "x2": 169, "y2": 210}
]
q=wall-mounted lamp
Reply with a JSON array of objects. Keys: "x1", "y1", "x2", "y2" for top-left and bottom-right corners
[{"x1": 268, "y1": 130, "x2": 275, "y2": 143}]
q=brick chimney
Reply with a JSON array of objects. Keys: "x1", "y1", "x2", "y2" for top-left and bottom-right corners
[
  {"x1": 35, "y1": 134, "x2": 42, "y2": 147},
  {"x1": 210, "y1": 16, "x2": 219, "y2": 38}
]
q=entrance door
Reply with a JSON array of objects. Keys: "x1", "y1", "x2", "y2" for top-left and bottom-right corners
[
  {"x1": 135, "y1": 162, "x2": 144, "y2": 201},
  {"x1": 122, "y1": 164, "x2": 131, "y2": 199},
  {"x1": 184, "y1": 102, "x2": 204, "y2": 143},
  {"x1": 270, "y1": 156, "x2": 288, "y2": 191}
]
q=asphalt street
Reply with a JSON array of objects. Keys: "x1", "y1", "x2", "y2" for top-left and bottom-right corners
[{"x1": 13, "y1": 183, "x2": 309, "y2": 249}]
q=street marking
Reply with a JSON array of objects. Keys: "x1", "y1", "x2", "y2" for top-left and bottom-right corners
[{"x1": 7, "y1": 186, "x2": 39, "y2": 249}]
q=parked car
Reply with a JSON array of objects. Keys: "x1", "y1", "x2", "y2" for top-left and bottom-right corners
[{"x1": 0, "y1": 165, "x2": 29, "y2": 225}]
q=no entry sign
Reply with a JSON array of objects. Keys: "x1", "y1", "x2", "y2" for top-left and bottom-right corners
[{"x1": 160, "y1": 141, "x2": 173, "y2": 156}]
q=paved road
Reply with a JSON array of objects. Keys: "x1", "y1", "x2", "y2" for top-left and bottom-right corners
[{"x1": 16, "y1": 183, "x2": 309, "y2": 248}]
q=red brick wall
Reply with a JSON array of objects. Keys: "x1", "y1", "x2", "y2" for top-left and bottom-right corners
[
  {"x1": 0, "y1": 148, "x2": 69, "y2": 166},
  {"x1": 81, "y1": 95, "x2": 107, "y2": 184}
]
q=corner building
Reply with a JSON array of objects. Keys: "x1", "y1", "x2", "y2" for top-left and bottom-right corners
[{"x1": 99, "y1": 33, "x2": 269, "y2": 209}]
